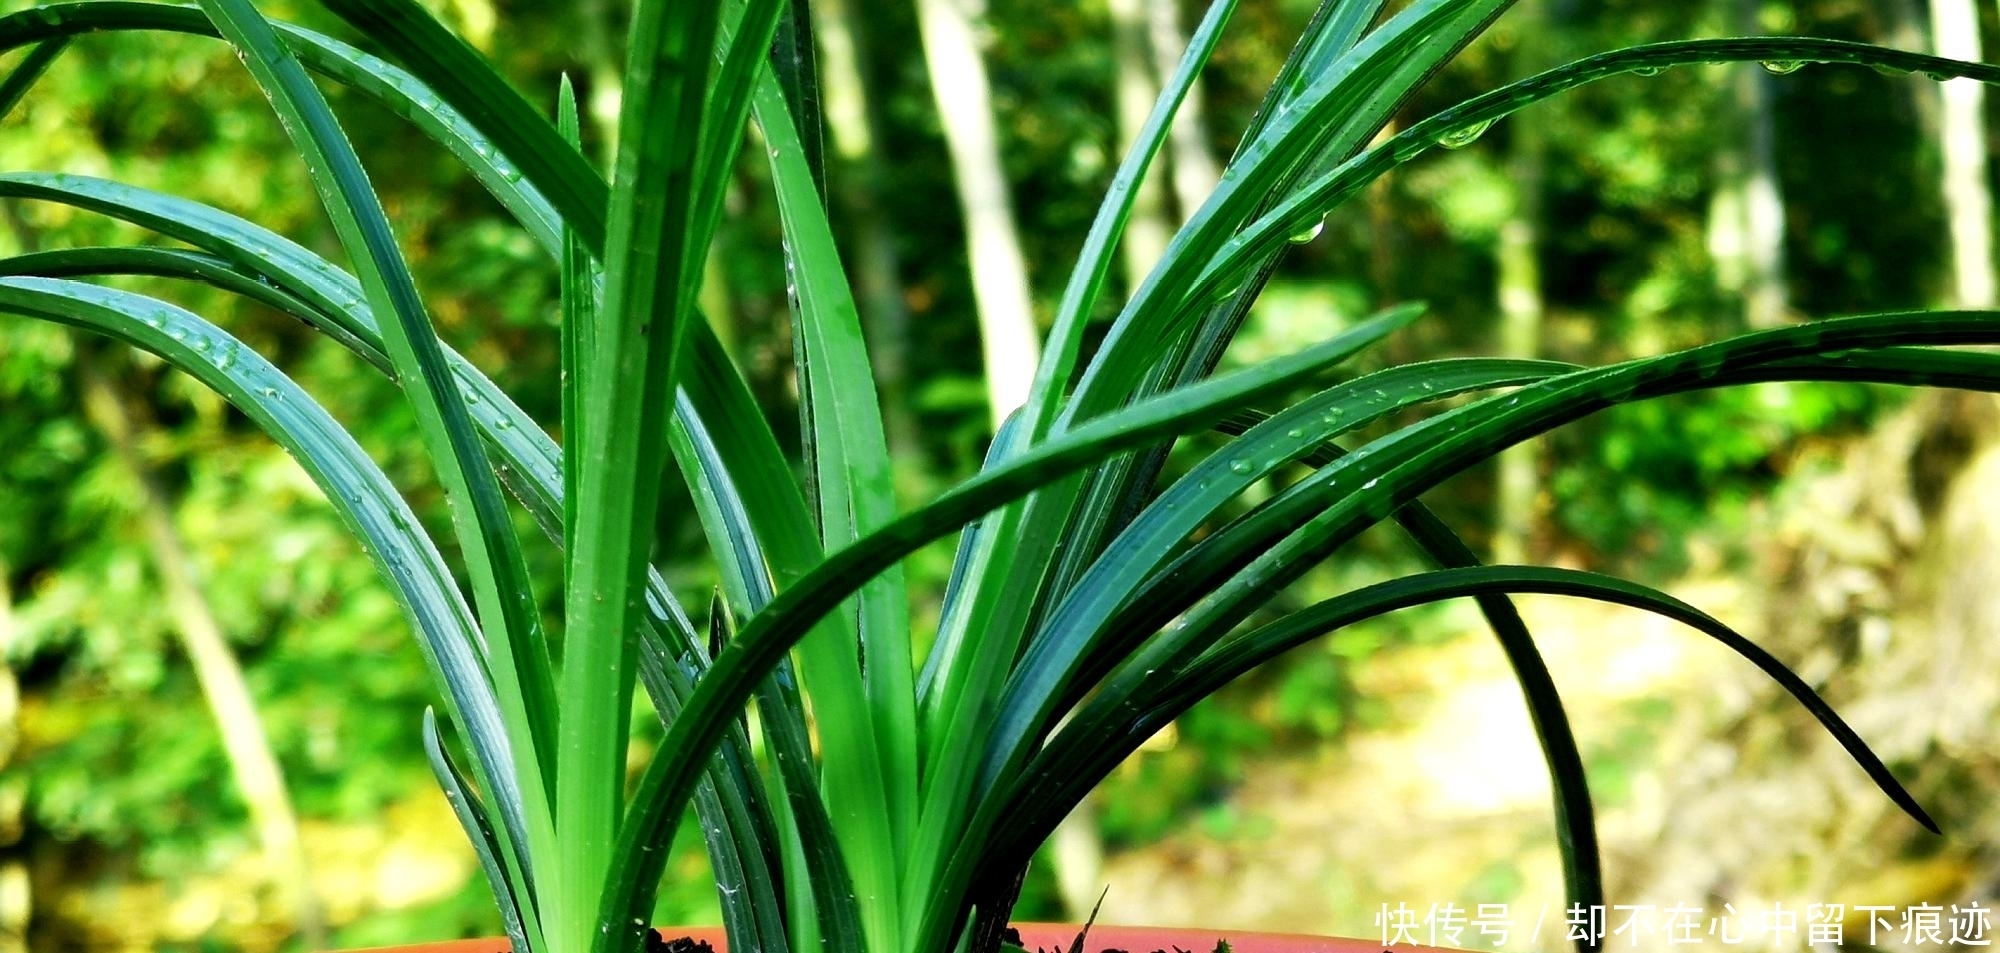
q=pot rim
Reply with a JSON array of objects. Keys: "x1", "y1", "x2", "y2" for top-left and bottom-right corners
[{"x1": 335, "y1": 922, "x2": 1461, "y2": 953}]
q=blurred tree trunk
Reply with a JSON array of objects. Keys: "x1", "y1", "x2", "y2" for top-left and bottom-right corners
[
  {"x1": 1108, "y1": 0, "x2": 1221, "y2": 295},
  {"x1": 1706, "y1": 0, "x2": 1790, "y2": 328},
  {"x1": 1146, "y1": 0, "x2": 1221, "y2": 219},
  {"x1": 1110, "y1": 0, "x2": 1173, "y2": 292},
  {"x1": 816, "y1": 0, "x2": 917, "y2": 451},
  {"x1": 578, "y1": 0, "x2": 622, "y2": 162},
  {"x1": 77, "y1": 361, "x2": 324, "y2": 949},
  {"x1": 913, "y1": 0, "x2": 1042, "y2": 427},
  {"x1": 1928, "y1": 0, "x2": 1995, "y2": 308},
  {"x1": 0, "y1": 557, "x2": 25, "y2": 953},
  {"x1": 1491, "y1": 0, "x2": 1549, "y2": 565}
]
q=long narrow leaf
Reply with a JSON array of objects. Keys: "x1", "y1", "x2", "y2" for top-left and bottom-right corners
[
  {"x1": 633, "y1": 614, "x2": 791, "y2": 953},
  {"x1": 312, "y1": 0, "x2": 604, "y2": 249},
  {"x1": 754, "y1": 63, "x2": 912, "y2": 953},
  {"x1": 1195, "y1": 39, "x2": 2000, "y2": 313},
  {"x1": 570, "y1": 3, "x2": 736, "y2": 949},
  {"x1": 981, "y1": 358, "x2": 1568, "y2": 792},
  {"x1": 602, "y1": 302, "x2": 1431, "y2": 943},
  {"x1": 0, "y1": 277, "x2": 543, "y2": 950},
  {"x1": 194, "y1": 3, "x2": 561, "y2": 902},
  {"x1": 425, "y1": 710, "x2": 533, "y2": 953},
  {"x1": 979, "y1": 565, "x2": 1935, "y2": 900},
  {"x1": 0, "y1": 3, "x2": 562, "y2": 254}
]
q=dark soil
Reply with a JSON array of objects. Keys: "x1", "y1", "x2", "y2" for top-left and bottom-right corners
[{"x1": 648, "y1": 935, "x2": 716, "y2": 953}]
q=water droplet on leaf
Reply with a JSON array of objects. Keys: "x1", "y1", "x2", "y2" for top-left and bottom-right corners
[{"x1": 1436, "y1": 118, "x2": 1495, "y2": 150}]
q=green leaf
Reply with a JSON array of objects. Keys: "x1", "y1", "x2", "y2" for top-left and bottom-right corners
[
  {"x1": 768, "y1": 0, "x2": 827, "y2": 200},
  {"x1": 633, "y1": 608, "x2": 792, "y2": 953},
  {"x1": 1198, "y1": 38, "x2": 2000, "y2": 312},
  {"x1": 0, "y1": 246, "x2": 335, "y2": 333},
  {"x1": 313, "y1": 0, "x2": 605, "y2": 250},
  {"x1": 988, "y1": 564, "x2": 1935, "y2": 894},
  {"x1": 754, "y1": 61, "x2": 912, "y2": 953},
  {"x1": 569, "y1": 3, "x2": 760, "y2": 949},
  {"x1": 0, "y1": 3, "x2": 564, "y2": 255},
  {"x1": 194, "y1": 1, "x2": 560, "y2": 905},
  {"x1": 0, "y1": 276, "x2": 543, "y2": 950},
  {"x1": 0, "y1": 37, "x2": 65, "y2": 121},
  {"x1": 1096, "y1": 312, "x2": 2000, "y2": 715},
  {"x1": 1382, "y1": 498, "x2": 1602, "y2": 949},
  {"x1": 981, "y1": 358, "x2": 1569, "y2": 794},
  {"x1": 603, "y1": 302, "x2": 1429, "y2": 947},
  {"x1": 558, "y1": 76, "x2": 595, "y2": 565},
  {"x1": 425, "y1": 710, "x2": 535, "y2": 953}
]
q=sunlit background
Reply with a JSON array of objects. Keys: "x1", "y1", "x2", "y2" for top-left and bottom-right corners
[{"x1": 5, "y1": 0, "x2": 2000, "y2": 950}]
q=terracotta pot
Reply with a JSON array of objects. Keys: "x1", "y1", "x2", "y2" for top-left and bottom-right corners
[{"x1": 340, "y1": 923, "x2": 1460, "y2": 953}]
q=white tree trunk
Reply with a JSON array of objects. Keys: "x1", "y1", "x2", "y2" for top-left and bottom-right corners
[
  {"x1": 1144, "y1": 0, "x2": 1221, "y2": 217},
  {"x1": 80, "y1": 365, "x2": 324, "y2": 948},
  {"x1": 913, "y1": 0, "x2": 1042, "y2": 427},
  {"x1": 1491, "y1": 0, "x2": 1548, "y2": 564},
  {"x1": 1930, "y1": 0, "x2": 1995, "y2": 307},
  {"x1": 1109, "y1": 0, "x2": 1174, "y2": 291},
  {"x1": 1707, "y1": 0, "x2": 1791, "y2": 328}
]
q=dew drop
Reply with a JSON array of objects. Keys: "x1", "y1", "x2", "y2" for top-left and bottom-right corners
[
  {"x1": 1285, "y1": 427, "x2": 1306, "y2": 439},
  {"x1": 1436, "y1": 118, "x2": 1494, "y2": 150},
  {"x1": 261, "y1": 387, "x2": 278, "y2": 398},
  {"x1": 1228, "y1": 459, "x2": 1254, "y2": 475},
  {"x1": 1631, "y1": 65, "x2": 1662, "y2": 77},
  {"x1": 1287, "y1": 217, "x2": 1325, "y2": 244},
  {"x1": 1760, "y1": 60, "x2": 1804, "y2": 75}
]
